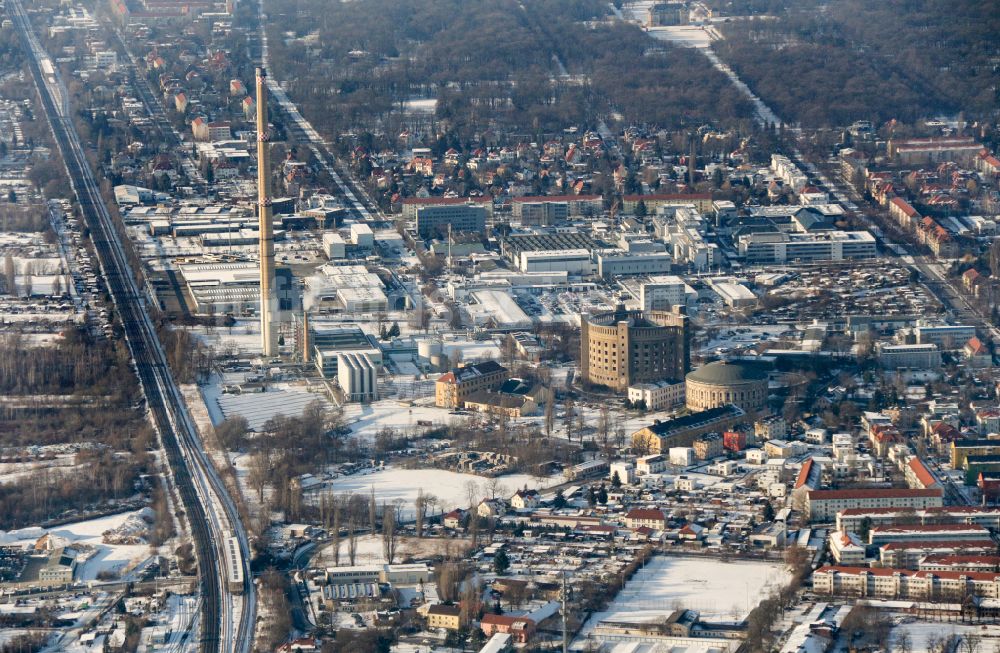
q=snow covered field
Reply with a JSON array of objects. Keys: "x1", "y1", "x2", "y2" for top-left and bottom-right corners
[
  {"x1": 340, "y1": 400, "x2": 459, "y2": 437},
  {"x1": 332, "y1": 466, "x2": 558, "y2": 519},
  {"x1": 577, "y1": 556, "x2": 790, "y2": 642}
]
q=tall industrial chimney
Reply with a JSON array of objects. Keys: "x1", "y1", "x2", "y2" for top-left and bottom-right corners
[
  {"x1": 256, "y1": 67, "x2": 277, "y2": 356},
  {"x1": 301, "y1": 310, "x2": 311, "y2": 364}
]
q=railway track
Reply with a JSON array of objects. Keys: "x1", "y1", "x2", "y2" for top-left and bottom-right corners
[{"x1": 7, "y1": 2, "x2": 254, "y2": 650}]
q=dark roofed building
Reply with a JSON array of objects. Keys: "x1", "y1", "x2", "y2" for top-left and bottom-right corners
[
  {"x1": 435, "y1": 361, "x2": 509, "y2": 408},
  {"x1": 631, "y1": 404, "x2": 747, "y2": 453},
  {"x1": 500, "y1": 232, "x2": 596, "y2": 264}
]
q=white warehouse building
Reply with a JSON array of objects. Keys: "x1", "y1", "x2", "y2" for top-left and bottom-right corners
[
  {"x1": 518, "y1": 249, "x2": 592, "y2": 274},
  {"x1": 641, "y1": 275, "x2": 687, "y2": 312},
  {"x1": 596, "y1": 251, "x2": 672, "y2": 278},
  {"x1": 628, "y1": 380, "x2": 685, "y2": 411}
]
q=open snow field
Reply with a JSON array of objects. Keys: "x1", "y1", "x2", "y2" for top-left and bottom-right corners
[
  {"x1": 340, "y1": 401, "x2": 458, "y2": 437},
  {"x1": 577, "y1": 556, "x2": 790, "y2": 640},
  {"x1": 332, "y1": 466, "x2": 558, "y2": 519}
]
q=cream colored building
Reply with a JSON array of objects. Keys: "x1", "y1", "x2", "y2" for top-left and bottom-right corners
[
  {"x1": 426, "y1": 604, "x2": 464, "y2": 631},
  {"x1": 685, "y1": 361, "x2": 767, "y2": 412}
]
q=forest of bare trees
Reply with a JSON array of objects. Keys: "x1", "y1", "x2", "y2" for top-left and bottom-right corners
[
  {"x1": 264, "y1": 0, "x2": 754, "y2": 147},
  {"x1": 716, "y1": 0, "x2": 1000, "y2": 126},
  {"x1": 0, "y1": 330, "x2": 156, "y2": 529}
]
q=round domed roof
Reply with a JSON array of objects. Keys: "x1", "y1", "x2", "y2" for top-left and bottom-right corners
[{"x1": 686, "y1": 361, "x2": 767, "y2": 386}]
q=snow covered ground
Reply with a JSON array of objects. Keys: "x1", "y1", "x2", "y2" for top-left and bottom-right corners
[
  {"x1": 340, "y1": 400, "x2": 458, "y2": 437},
  {"x1": 0, "y1": 510, "x2": 154, "y2": 581},
  {"x1": 576, "y1": 556, "x2": 791, "y2": 644},
  {"x1": 332, "y1": 466, "x2": 559, "y2": 519},
  {"x1": 402, "y1": 98, "x2": 437, "y2": 113},
  {"x1": 314, "y1": 534, "x2": 473, "y2": 566},
  {"x1": 890, "y1": 622, "x2": 1000, "y2": 653},
  {"x1": 0, "y1": 453, "x2": 77, "y2": 485},
  {"x1": 199, "y1": 371, "x2": 332, "y2": 430}
]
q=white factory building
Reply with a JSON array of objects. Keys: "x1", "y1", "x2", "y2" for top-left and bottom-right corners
[
  {"x1": 708, "y1": 279, "x2": 757, "y2": 308},
  {"x1": 738, "y1": 231, "x2": 877, "y2": 264},
  {"x1": 178, "y1": 261, "x2": 262, "y2": 314},
  {"x1": 596, "y1": 251, "x2": 672, "y2": 278},
  {"x1": 465, "y1": 289, "x2": 532, "y2": 330},
  {"x1": 306, "y1": 264, "x2": 388, "y2": 313},
  {"x1": 639, "y1": 275, "x2": 697, "y2": 312}
]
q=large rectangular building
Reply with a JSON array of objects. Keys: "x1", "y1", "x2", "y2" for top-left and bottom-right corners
[
  {"x1": 813, "y1": 565, "x2": 1000, "y2": 600},
  {"x1": 640, "y1": 276, "x2": 687, "y2": 312},
  {"x1": 415, "y1": 204, "x2": 487, "y2": 238},
  {"x1": 914, "y1": 324, "x2": 976, "y2": 348},
  {"x1": 868, "y1": 523, "x2": 991, "y2": 546},
  {"x1": 623, "y1": 193, "x2": 713, "y2": 214},
  {"x1": 881, "y1": 540, "x2": 998, "y2": 568},
  {"x1": 805, "y1": 488, "x2": 943, "y2": 522},
  {"x1": 519, "y1": 249, "x2": 592, "y2": 274},
  {"x1": 876, "y1": 343, "x2": 941, "y2": 370},
  {"x1": 511, "y1": 195, "x2": 602, "y2": 225},
  {"x1": 888, "y1": 136, "x2": 982, "y2": 165},
  {"x1": 401, "y1": 196, "x2": 493, "y2": 221},
  {"x1": 596, "y1": 251, "x2": 672, "y2": 278},
  {"x1": 837, "y1": 506, "x2": 1000, "y2": 533},
  {"x1": 501, "y1": 232, "x2": 595, "y2": 264},
  {"x1": 631, "y1": 404, "x2": 747, "y2": 453},
  {"x1": 738, "y1": 231, "x2": 877, "y2": 264},
  {"x1": 310, "y1": 326, "x2": 381, "y2": 378}
]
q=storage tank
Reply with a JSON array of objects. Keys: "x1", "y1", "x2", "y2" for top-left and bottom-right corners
[{"x1": 417, "y1": 340, "x2": 442, "y2": 360}]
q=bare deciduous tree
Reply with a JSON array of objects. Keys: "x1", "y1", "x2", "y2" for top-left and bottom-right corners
[
  {"x1": 331, "y1": 494, "x2": 341, "y2": 566},
  {"x1": 381, "y1": 503, "x2": 398, "y2": 563},
  {"x1": 347, "y1": 516, "x2": 358, "y2": 565}
]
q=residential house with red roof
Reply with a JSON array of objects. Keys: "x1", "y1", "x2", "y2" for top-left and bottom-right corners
[
  {"x1": 624, "y1": 508, "x2": 666, "y2": 530},
  {"x1": 964, "y1": 337, "x2": 992, "y2": 368},
  {"x1": 480, "y1": 614, "x2": 535, "y2": 643},
  {"x1": 904, "y1": 458, "x2": 940, "y2": 490}
]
